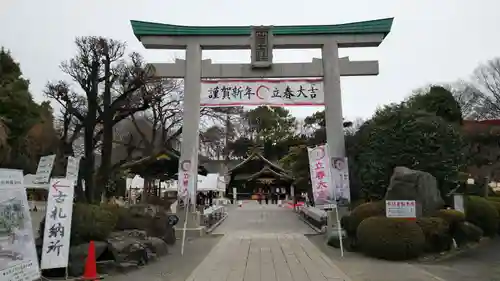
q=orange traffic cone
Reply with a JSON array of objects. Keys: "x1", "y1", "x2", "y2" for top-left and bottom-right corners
[{"x1": 82, "y1": 241, "x2": 99, "y2": 281}]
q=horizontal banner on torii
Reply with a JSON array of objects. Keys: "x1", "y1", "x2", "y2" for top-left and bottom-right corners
[{"x1": 200, "y1": 79, "x2": 324, "y2": 107}]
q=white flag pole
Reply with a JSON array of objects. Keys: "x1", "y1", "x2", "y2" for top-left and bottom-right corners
[
  {"x1": 180, "y1": 198, "x2": 190, "y2": 256},
  {"x1": 334, "y1": 204, "x2": 344, "y2": 257},
  {"x1": 331, "y1": 161, "x2": 344, "y2": 258},
  {"x1": 325, "y1": 145, "x2": 344, "y2": 258}
]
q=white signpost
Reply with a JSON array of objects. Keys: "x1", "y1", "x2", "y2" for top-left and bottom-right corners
[
  {"x1": 386, "y1": 200, "x2": 417, "y2": 220},
  {"x1": 0, "y1": 169, "x2": 41, "y2": 281},
  {"x1": 41, "y1": 179, "x2": 75, "y2": 269},
  {"x1": 34, "y1": 154, "x2": 56, "y2": 184},
  {"x1": 453, "y1": 194, "x2": 465, "y2": 213},
  {"x1": 200, "y1": 79, "x2": 325, "y2": 107},
  {"x1": 65, "y1": 156, "x2": 80, "y2": 182}
]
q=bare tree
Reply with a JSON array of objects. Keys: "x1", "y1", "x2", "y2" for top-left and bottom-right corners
[
  {"x1": 45, "y1": 36, "x2": 157, "y2": 202},
  {"x1": 468, "y1": 58, "x2": 500, "y2": 119}
]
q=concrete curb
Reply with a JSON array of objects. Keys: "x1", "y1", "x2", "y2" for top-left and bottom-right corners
[
  {"x1": 205, "y1": 213, "x2": 229, "y2": 234},
  {"x1": 296, "y1": 211, "x2": 325, "y2": 234},
  {"x1": 417, "y1": 237, "x2": 492, "y2": 263}
]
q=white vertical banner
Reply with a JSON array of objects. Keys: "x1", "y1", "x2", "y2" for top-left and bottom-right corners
[
  {"x1": 177, "y1": 153, "x2": 196, "y2": 204},
  {"x1": 330, "y1": 157, "x2": 351, "y2": 206},
  {"x1": 41, "y1": 179, "x2": 75, "y2": 269},
  {"x1": 307, "y1": 144, "x2": 336, "y2": 209},
  {"x1": 65, "y1": 156, "x2": 80, "y2": 182},
  {"x1": 0, "y1": 169, "x2": 41, "y2": 281},
  {"x1": 35, "y1": 154, "x2": 56, "y2": 183}
]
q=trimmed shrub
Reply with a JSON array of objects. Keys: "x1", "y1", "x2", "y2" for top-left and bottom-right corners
[
  {"x1": 433, "y1": 209, "x2": 465, "y2": 225},
  {"x1": 416, "y1": 217, "x2": 451, "y2": 252},
  {"x1": 102, "y1": 204, "x2": 169, "y2": 239},
  {"x1": 39, "y1": 203, "x2": 118, "y2": 246},
  {"x1": 357, "y1": 217, "x2": 425, "y2": 260},
  {"x1": 454, "y1": 222, "x2": 483, "y2": 247},
  {"x1": 466, "y1": 196, "x2": 499, "y2": 236},
  {"x1": 486, "y1": 200, "x2": 500, "y2": 234},
  {"x1": 344, "y1": 201, "x2": 385, "y2": 237},
  {"x1": 488, "y1": 197, "x2": 500, "y2": 203}
]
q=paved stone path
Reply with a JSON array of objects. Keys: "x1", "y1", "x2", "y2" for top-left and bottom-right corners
[{"x1": 185, "y1": 202, "x2": 351, "y2": 281}]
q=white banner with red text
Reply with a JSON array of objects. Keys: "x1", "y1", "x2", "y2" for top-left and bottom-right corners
[
  {"x1": 307, "y1": 144, "x2": 351, "y2": 209},
  {"x1": 177, "y1": 155, "x2": 197, "y2": 205},
  {"x1": 200, "y1": 79, "x2": 325, "y2": 107},
  {"x1": 307, "y1": 144, "x2": 336, "y2": 209}
]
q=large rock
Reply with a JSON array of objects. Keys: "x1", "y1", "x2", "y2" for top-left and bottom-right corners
[
  {"x1": 106, "y1": 230, "x2": 168, "y2": 271},
  {"x1": 385, "y1": 166, "x2": 444, "y2": 217}
]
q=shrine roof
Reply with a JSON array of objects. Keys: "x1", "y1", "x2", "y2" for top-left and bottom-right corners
[
  {"x1": 246, "y1": 166, "x2": 294, "y2": 182},
  {"x1": 130, "y1": 18, "x2": 393, "y2": 38},
  {"x1": 122, "y1": 150, "x2": 208, "y2": 178},
  {"x1": 228, "y1": 150, "x2": 290, "y2": 175}
]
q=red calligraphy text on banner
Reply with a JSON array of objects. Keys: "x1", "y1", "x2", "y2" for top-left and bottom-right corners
[
  {"x1": 315, "y1": 161, "x2": 324, "y2": 170},
  {"x1": 315, "y1": 170, "x2": 326, "y2": 180},
  {"x1": 316, "y1": 180, "x2": 328, "y2": 190},
  {"x1": 182, "y1": 173, "x2": 189, "y2": 187}
]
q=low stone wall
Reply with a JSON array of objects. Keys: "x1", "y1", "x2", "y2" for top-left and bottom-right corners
[{"x1": 300, "y1": 206, "x2": 327, "y2": 230}]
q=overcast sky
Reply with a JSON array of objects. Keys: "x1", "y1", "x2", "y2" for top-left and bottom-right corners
[{"x1": 1, "y1": 0, "x2": 499, "y2": 120}]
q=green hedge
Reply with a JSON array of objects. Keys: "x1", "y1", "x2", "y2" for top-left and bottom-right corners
[
  {"x1": 102, "y1": 204, "x2": 169, "y2": 238},
  {"x1": 487, "y1": 200, "x2": 500, "y2": 234},
  {"x1": 466, "y1": 196, "x2": 499, "y2": 236},
  {"x1": 433, "y1": 209, "x2": 465, "y2": 225},
  {"x1": 454, "y1": 221, "x2": 483, "y2": 247},
  {"x1": 357, "y1": 217, "x2": 425, "y2": 260},
  {"x1": 416, "y1": 217, "x2": 451, "y2": 252},
  {"x1": 342, "y1": 201, "x2": 385, "y2": 237},
  {"x1": 39, "y1": 203, "x2": 118, "y2": 245}
]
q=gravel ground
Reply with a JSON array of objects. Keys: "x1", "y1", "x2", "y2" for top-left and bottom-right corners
[
  {"x1": 105, "y1": 235, "x2": 222, "y2": 281},
  {"x1": 309, "y1": 234, "x2": 500, "y2": 281},
  {"x1": 416, "y1": 239, "x2": 500, "y2": 281}
]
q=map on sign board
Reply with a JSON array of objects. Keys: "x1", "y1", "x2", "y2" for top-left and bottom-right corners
[
  {"x1": 385, "y1": 200, "x2": 416, "y2": 219},
  {"x1": 34, "y1": 154, "x2": 56, "y2": 184},
  {"x1": 0, "y1": 169, "x2": 41, "y2": 281}
]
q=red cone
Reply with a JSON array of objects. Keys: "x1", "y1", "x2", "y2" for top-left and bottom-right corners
[{"x1": 82, "y1": 241, "x2": 98, "y2": 281}]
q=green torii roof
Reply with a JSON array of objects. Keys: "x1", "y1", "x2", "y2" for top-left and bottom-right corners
[{"x1": 130, "y1": 18, "x2": 394, "y2": 38}]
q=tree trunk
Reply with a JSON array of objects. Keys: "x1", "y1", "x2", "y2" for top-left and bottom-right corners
[
  {"x1": 96, "y1": 58, "x2": 113, "y2": 201},
  {"x1": 75, "y1": 157, "x2": 85, "y2": 202},
  {"x1": 83, "y1": 125, "x2": 95, "y2": 203}
]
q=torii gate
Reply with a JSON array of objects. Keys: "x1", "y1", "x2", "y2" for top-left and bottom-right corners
[{"x1": 131, "y1": 18, "x2": 393, "y2": 211}]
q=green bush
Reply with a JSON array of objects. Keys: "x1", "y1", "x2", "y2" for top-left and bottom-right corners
[
  {"x1": 466, "y1": 196, "x2": 499, "y2": 236},
  {"x1": 357, "y1": 217, "x2": 425, "y2": 260},
  {"x1": 102, "y1": 204, "x2": 169, "y2": 239},
  {"x1": 416, "y1": 217, "x2": 451, "y2": 252},
  {"x1": 352, "y1": 104, "x2": 465, "y2": 198},
  {"x1": 433, "y1": 209, "x2": 465, "y2": 226},
  {"x1": 488, "y1": 197, "x2": 500, "y2": 203},
  {"x1": 343, "y1": 201, "x2": 385, "y2": 237},
  {"x1": 486, "y1": 200, "x2": 500, "y2": 234},
  {"x1": 39, "y1": 203, "x2": 118, "y2": 245},
  {"x1": 454, "y1": 221, "x2": 483, "y2": 247}
]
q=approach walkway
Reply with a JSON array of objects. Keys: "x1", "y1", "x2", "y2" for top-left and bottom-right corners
[{"x1": 185, "y1": 201, "x2": 351, "y2": 281}]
